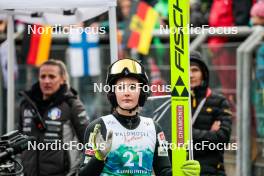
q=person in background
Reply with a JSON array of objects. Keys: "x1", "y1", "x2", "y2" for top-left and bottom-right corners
[
  {"x1": 250, "y1": 0, "x2": 264, "y2": 26},
  {"x1": 190, "y1": 51, "x2": 232, "y2": 176},
  {"x1": 250, "y1": 0, "x2": 264, "y2": 141},
  {"x1": 19, "y1": 59, "x2": 89, "y2": 176}
]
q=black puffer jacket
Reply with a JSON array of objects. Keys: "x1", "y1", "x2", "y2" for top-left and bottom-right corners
[
  {"x1": 191, "y1": 52, "x2": 232, "y2": 175},
  {"x1": 192, "y1": 87, "x2": 232, "y2": 175},
  {"x1": 19, "y1": 83, "x2": 89, "y2": 176}
]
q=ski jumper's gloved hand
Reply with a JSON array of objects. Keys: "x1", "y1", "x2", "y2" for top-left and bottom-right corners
[
  {"x1": 181, "y1": 160, "x2": 200, "y2": 176},
  {"x1": 90, "y1": 124, "x2": 113, "y2": 161}
]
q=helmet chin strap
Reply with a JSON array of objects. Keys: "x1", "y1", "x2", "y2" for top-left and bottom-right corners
[{"x1": 118, "y1": 104, "x2": 138, "y2": 114}]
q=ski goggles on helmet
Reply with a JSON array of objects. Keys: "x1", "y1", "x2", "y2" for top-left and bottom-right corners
[{"x1": 109, "y1": 58, "x2": 143, "y2": 75}]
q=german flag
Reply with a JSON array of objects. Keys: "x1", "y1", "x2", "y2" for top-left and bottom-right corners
[
  {"x1": 124, "y1": 1, "x2": 158, "y2": 55},
  {"x1": 22, "y1": 24, "x2": 52, "y2": 67}
]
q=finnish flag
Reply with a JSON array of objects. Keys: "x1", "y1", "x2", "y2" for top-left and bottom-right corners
[{"x1": 68, "y1": 29, "x2": 101, "y2": 77}]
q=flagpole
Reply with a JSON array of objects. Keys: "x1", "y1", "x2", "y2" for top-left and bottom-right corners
[
  {"x1": 108, "y1": 5, "x2": 118, "y2": 63},
  {"x1": 7, "y1": 14, "x2": 15, "y2": 132}
]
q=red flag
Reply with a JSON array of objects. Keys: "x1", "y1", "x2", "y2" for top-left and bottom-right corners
[{"x1": 124, "y1": 1, "x2": 158, "y2": 55}]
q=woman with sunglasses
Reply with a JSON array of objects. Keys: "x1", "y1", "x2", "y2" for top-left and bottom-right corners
[{"x1": 79, "y1": 58, "x2": 200, "y2": 176}]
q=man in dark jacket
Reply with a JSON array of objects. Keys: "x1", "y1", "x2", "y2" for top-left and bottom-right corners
[
  {"x1": 190, "y1": 51, "x2": 232, "y2": 176},
  {"x1": 19, "y1": 60, "x2": 89, "y2": 176}
]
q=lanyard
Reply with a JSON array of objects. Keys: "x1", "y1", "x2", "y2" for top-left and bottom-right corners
[{"x1": 192, "y1": 88, "x2": 212, "y2": 125}]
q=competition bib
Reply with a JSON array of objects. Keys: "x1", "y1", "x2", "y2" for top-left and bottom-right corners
[{"x1": 101, "y1": 115, "x2": 156, "y2": 176}]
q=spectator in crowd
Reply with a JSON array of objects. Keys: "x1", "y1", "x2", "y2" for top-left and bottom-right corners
[
  {"x1": 190, "y1": 51, "x2": 232, "y2": 175},
  {"x1": 250, "y1": 0, "x2": 264, "y2": 26},
  {"x1": 233, "y1": 0, "x2": 254, "y2": 26},
  {"x1": 19, "y1": 59, "x2": 89, "y2": 176},
  {"x1": 250, "y1": 0, "x2": 264, "y2": 138},
  {"x1": 190, "y1": 0, "x2": 208, "y2": 27},
  {"x1": 208, "y1": 0, "x2": 237, "y2": 113},
  {"x1": 118, "y1": 0, "x2": 131, "y2": 21}
]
